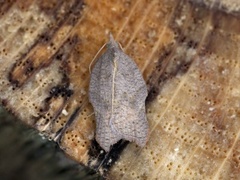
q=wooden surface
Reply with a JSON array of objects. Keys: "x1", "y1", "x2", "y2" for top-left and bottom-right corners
[{"x1": 0, "y1": 0, "x2": 239, "y2": 179}]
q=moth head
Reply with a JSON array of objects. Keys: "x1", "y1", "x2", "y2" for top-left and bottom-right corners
[{"x1": 107, "y1": 33, "x2": 121, "y2": 50}]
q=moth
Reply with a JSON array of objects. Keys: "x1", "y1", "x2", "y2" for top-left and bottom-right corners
[{"x1": 89, "y1": 34, "x2": 148, "y2": 152}]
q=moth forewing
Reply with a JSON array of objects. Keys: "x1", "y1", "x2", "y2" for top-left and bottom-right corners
[{"x1": 89, "y1": 35, "x2": 148, "y2": 152}]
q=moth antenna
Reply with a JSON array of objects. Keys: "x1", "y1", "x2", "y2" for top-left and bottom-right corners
[
  {"x1": 88, "y1": 42, "x2": 107, "y2": 73},
  {"x1": 118, "y1": 42, "x2": 124, "y2": 51}
]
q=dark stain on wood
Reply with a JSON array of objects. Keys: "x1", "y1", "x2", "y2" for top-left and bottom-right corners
[
  {"x1": 8, "y1": 0, "x2": 84, "y2": 88},
  {"x1": 56, "y1": 106, "x2": 81, "y2": 143},
  {"x1": 0, "y1": 0, "x2": 15, "y2": 18},
  {"x1": 50, "y1": 85, "x2": 73, "y2": 98},
  {"x1": 88, "y1": 139, "x2": 128, "y2": 175}
]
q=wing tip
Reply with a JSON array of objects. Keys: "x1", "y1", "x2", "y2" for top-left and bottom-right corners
[{"x1": 96, "y1": 131, "x2": 122, "y2": 152}]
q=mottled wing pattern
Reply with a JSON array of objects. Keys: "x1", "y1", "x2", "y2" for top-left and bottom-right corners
[
  {"x1": 110, "y1": 47, "x2": 148, "y2": 147},
  {"x1": 89, "y1": 47, "x2": 121, "y2": 152},
  {"x1": 89, "y1": 36, "x2": 148, "y2": 151}
]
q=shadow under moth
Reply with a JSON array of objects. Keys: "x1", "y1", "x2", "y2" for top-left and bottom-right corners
[{"x1": 89, "y1": 35, "x2": 148, "y2": 152}]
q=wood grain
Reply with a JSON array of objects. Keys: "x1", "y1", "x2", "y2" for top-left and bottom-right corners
[{"x1": 0, "y1": 0, "x2": 239, "y2": 179}]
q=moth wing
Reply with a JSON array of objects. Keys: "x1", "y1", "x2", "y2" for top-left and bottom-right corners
[
  {"x1": 110, "y1": 106, "x2": 148, "y2": 147},
  {"x1": 115, "y1": 51, "x2": 147, "y2": 100},
  {"x1": 89, "y1": 51, "x2": 113, "y2": 113},
  {"x1": 110, "y1": 50, "x2": 148, "y2": 146},
  {"x1": 89, "y1": 47, "x2": 123, "y2": 151},
  {"x1": 95, "y1": 112, "x2": 122, "y2": 152}
]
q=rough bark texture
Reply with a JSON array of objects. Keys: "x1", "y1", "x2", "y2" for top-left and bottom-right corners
[{"x1": 0, "y1": 0, "x2": 239, "y2": 179}]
